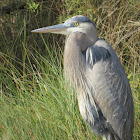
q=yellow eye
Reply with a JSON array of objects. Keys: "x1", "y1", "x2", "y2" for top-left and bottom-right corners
[{"x1": 75, "y1": 22, "x2": 79, "y2": 26}]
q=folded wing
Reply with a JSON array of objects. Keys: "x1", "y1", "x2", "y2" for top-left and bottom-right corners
[{"x1": 85, "y1": 39, "x2": 134, "y2": 139}]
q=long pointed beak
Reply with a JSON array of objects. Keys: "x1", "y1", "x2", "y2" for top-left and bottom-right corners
[{"x1": 31, "y1": 23, "x2": 71, "y2": 35}]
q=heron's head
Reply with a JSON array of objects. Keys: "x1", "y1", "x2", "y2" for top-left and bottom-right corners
[{"x1": 31, "y1": 15, "x2": 98, "y2": 41}]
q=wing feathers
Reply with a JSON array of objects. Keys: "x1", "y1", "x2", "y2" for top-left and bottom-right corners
[
  {"x1": 86, "y1": 45, "x2": 111, "y2": 68},
  {"x1": 85, "y1": 39, "x2": 134, "y2": 139}
]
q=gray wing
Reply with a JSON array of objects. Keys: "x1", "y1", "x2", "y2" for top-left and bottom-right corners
[{"x1": 86, "y1": 39, "x2": 134, "y2": 139}]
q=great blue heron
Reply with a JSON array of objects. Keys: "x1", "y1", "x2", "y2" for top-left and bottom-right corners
[{"x1": 32, "y1": 15, "x2": 134, "y2": 140}]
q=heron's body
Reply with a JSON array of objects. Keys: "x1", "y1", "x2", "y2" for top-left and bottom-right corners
[{"x1": 32, "y1": 15, "x2": 134, "y2": 140}]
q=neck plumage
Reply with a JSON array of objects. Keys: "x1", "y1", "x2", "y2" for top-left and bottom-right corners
[{"x1": 64, "y1": 32, "x2": 95, "y2": 89}]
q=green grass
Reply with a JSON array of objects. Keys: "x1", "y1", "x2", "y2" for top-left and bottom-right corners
[
  {"x1": 0, "y1": 43, "x2": 99, "y2": 139},
  {"x1": 0, "y1": 0, "x2": 140, "y2": 139}
]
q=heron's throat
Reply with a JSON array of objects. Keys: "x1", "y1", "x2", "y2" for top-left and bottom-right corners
[{"x1": 64, "y1": 32, "x2": 88, "y2": 88}]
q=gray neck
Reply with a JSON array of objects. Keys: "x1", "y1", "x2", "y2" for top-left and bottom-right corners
[{"x1": 64, "y1": 32, "x2": 96, "y2": 87}]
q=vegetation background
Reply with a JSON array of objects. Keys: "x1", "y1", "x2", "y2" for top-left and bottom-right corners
[{"x1": 0, "y1": 0, "x2": 139, "y2": 139}]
